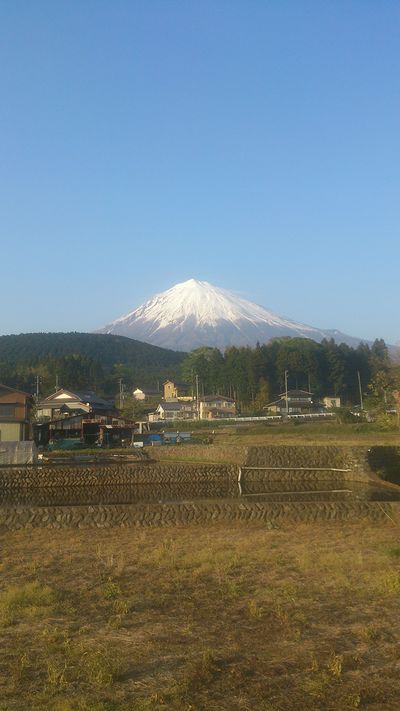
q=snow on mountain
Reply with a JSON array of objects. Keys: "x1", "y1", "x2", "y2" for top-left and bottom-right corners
[{"x1": 96, "y1": 278, "x2": 364, "y2": 352}]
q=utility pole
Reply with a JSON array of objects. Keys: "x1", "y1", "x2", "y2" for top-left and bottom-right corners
[
  {"x1": 118, "y1": 378, "x2": 124, "y2": 410},
  {"x1": 55, "y1": 374, "x2": 59, "y2": 392},
  {"x1": 35, "y1": 374, "x2": 41, "y2": 401},
  {"x1": 285, "y1": 370, "x2": 289, "y2": 416},
  {"x1": 357, "y1": 371, "x2": 364, "y2": 411},
  {"x1": 195, "y1": 373, "x2": 200, "y2": 420}
]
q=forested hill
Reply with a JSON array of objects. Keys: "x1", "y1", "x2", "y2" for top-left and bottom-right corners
[
  {"x1": 0, "y1": 332, "x2": 397, "y2": 408},
  {"x1": 0, "y1": 332, "x2": 185, "y2": 369},
  {"x1": 0, "y1": 332, "x2": 185, "y2": 396}
]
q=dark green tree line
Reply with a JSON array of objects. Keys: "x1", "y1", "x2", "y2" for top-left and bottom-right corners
[{"x1": 180, "y1": 338, "x2": 392, "y2": 411}]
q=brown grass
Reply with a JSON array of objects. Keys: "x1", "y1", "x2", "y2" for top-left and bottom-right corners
[
  {"x1": 213, "y1": 422, "x2": 400, "y2": 447},
  {"x1": 146, "y1": 423, "x2": 400, "y2": 466},
  {"x1": 1, "y1": 520, "x2": 400, "y2": 710}
]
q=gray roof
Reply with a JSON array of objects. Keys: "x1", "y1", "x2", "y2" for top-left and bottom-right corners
[
  {"x1": 69, "y1": 391, "x2": 114, "y2": 408},
  {"x1": 41, "y1": 389, "x2": 114, "y2": 410},
  {"x1": 200, "y1": 395, "x2": 235, "y2": 403},
  {"x1": 278, "y1": 389, "x2": 313, "y2": 397},
  {"x1": 160, "y1": 401, "x2": 193, "y2": 411}
]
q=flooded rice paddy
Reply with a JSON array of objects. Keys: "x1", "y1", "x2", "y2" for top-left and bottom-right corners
[{"x1": 1, "y1": 476, "x2": 399, "y2": 507}]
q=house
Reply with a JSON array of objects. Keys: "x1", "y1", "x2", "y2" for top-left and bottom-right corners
[
  {"x1": 199, "y1": 395, "x2": 236, "y2": 420},
  {"x1": 149, "y1": 401, "x2": 195, "y2": 422},
  {"x1": 149, "y1": 393, "x2": 236, "y2": 421},
  {"x1": 323, "y1": 396, "x2": 341, "y2": 410},
  {"x1": 163, "y1": 380, "x2": 192, "y2": 401},
  {"x1": 264, "y1": 389, "x2": 323, "y2": 416},
  {"x1": 36, "y1": 388, "x2": 117, "y2": 421},
  {"x1": 0, "y1": 384, "x2": 34, "y2": 442},
  {"x1": 133, "y1": 387, "x2": 161, "y2": 401}
]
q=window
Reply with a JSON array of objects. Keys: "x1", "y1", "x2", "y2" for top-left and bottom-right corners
[{"x1": 0, "y1": 404, "x2": 16, "y2": 417}]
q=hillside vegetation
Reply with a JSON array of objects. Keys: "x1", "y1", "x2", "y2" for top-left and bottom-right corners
[
  {"x1": 0, "y1": 332, "x2": 185, "y2": 396},
  {"x1": 0, "y1": 332, "x2": 185, "y2": 368},
  {"x1": 0, "y1": 332, "x2": 398, "y2": 415}
]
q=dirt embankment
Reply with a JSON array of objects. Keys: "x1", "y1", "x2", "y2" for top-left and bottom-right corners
[
  {"x1": 147, "y1": 443, "x2": 249, "y2": 465},
  {"x1": 148, "y1": 444, "x2": 373, "y2": 480}
]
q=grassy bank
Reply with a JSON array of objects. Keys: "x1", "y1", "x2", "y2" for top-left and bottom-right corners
[
  {"x1": 211, "y1": 421, "x2": 400, "y2": 446},
  {"x1": 1, "y1": 520, "x2": 400, "y2": 709}
]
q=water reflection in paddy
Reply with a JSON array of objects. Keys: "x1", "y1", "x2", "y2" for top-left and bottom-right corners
[{"x1": 1, "y1": 479, "x2": 400, "y2": 507}]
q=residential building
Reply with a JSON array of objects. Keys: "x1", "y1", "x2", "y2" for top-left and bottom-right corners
[
  {"x1": 36, "y1": 388, "x2": 117, "y2": 421},
  {"x1": 0, "y1": 384, "x2": 34, "y2": 441},
  {"x1": 264, "y1": 389, "x2": 323, "y2": 416},
  {"x1": 149, "y1": 401, "x2": 195, "y2": 422},
  {"x1": 199, "y1": 395, "x2": 236, "y2": 420},
  {"x1": 149, "y1": 394, "x2": 236, "y2": 421}
]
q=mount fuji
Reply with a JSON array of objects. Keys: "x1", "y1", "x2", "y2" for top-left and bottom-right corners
[{"x1": 96, "y1": 279, "x2": 364, "y2": 352}]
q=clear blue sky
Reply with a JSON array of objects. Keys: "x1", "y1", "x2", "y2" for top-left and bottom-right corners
[{"x1": 1, "y1": 1, "x2": 399, "y2": 343}]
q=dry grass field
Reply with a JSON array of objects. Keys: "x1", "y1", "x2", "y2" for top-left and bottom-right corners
[
  {"x1": 1, "y1": 519, "x2": 400, "y2": 710},
  {"x1": 142, "y1": 422, "x2": 400, "y2": 466},
  {"x1": 212, "y1": 422, "x2": 400, "y2": 447}
]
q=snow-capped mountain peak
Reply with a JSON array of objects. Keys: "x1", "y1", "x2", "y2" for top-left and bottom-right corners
[
  {"x1": 96, "y1": 278, "x2": 362, "y2": 351},
  {"x1": 126, "y1": 279, "x2": 307, "y2": 329}
]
